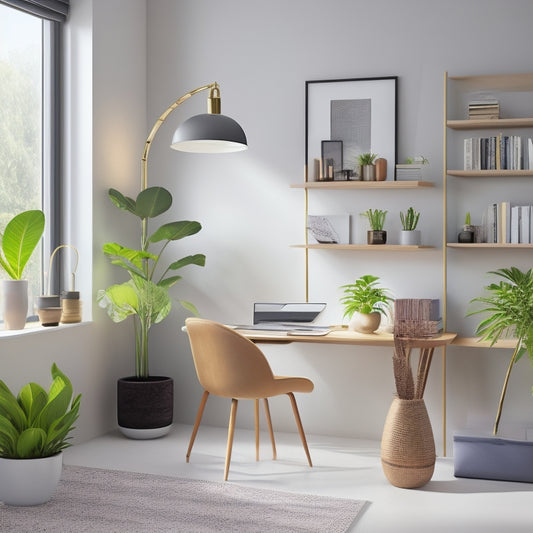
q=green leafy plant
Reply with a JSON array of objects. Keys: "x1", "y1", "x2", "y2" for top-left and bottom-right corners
[
  {"x1": 0, "y1": 210, "x2": 45, "y2": 280},
  {"x1": 405, "y1": 156, "x2": 429, "y2": 165},
  {"x1": 0, "y1": 364, "x2": 81, "y2": 459},
  {"x1": 467, "y1": 267, "x2": 533, "y2": 434},
  {"x1": 361, "y1": 209, "x2": 387, "y2": 231},
  {"x1": 400, "y1": 207, "x2": 421, "y2": 231},
  {"x1": 358, "y1": 152, "x2": 378, "y2": 166},
  {"x1": 340, "y1": 274, "x2": 393, "y2": 319},
  {"x1": 97, "y1": 186, "x2": 206, "y2": 378}
]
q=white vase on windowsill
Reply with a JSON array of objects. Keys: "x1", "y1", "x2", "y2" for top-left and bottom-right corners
[{"x1": 1, "y1": 279, "x2": 28, "y2": 330}]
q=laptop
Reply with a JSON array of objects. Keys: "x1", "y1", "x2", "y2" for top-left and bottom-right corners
[{"x1": 233, "y1": 303, "x2": 330, "y2": 334}]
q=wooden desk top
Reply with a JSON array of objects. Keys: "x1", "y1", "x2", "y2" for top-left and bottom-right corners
[{"x1": 237, "y1": 326, "x2": 457, "y2": 348}]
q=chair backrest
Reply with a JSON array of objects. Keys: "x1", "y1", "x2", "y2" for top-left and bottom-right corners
[{"x1": 185, "y1": 318, "x2": 276, "y2": 399}]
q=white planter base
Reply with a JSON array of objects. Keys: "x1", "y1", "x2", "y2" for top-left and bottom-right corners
[
  {"x1": 118, "y1": 424, "x2": 172, "y2": 440},
  {"x1": 454, "y1": 433, "x2": 533, "y2": 483}
]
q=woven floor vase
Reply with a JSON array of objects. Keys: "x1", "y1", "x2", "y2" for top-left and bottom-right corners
[{"x1": 381, "y1": 397, "x2": 436, "y2": 488}]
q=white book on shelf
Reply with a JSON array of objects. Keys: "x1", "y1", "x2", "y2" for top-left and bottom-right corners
[
  {"x1": 464, "y1": 138, "x2": 472, "y2": 170},
  {"x1": 500, "y1": 201, "x2": 511, "y2": 243},
  {"x1": 528, "y1": 138, "x2": 533, "y2": 170},
  {"x1": 511, "y1": 205, "x2": 520, "y2": 244},
  {"x1": 520, "y1": 205, "x2": 530, "y2": 243}
]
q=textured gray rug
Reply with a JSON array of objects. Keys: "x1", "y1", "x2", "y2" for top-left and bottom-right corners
[{"x1": 0, "y1": 465, "x2": 366, "y2": 532}]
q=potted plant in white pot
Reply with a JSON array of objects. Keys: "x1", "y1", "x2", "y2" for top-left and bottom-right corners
[
  {"x1": 340, "y1": 274, "x2": 393, "y2": 334},
  {"x1": 97, "y1": 186, "x2": 205, "y2": 439},
  {"x1": 0, "y1": 363, "x2": 81, "y2": 506},
  {"x1": 0, "y1": 210, "x2": 45, "y2": 330},
  {"x1": 399, "y1": 206, "x2": 421, "y2": 245},
  {"x1": 454, "y1": 267, "x2": 533, "y2": 482},
  {"x1": 361, "y1": 208, "x2": 387, "y2": 244}
]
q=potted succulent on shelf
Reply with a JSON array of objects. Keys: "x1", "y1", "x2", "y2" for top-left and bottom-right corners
[
  {"x1": 399, "y1": 207, "x2": 421, "y2": 245},
  {"x1": 0, "y1": 210, "x2": 45, "y2": 330},
  {"x1": 458, "y1": 212, "x2": 475, "y2": 243},
  {"x1": 358, "y1": 152, "x2": 378, "y2": 181},
  {"x1": 0, "y1": 363, "x2": 81, "y2": 506},
  {"x1": 97, "y1": 186, "x2": 205, "y2": 439},
  {"x1": 340, "y1": 274, "x2": 393, "y2": 334},
  {"x1": 361, "y1": 208, "x2": 387, "y2": 244},
  {"x1": 454, "y1": 267, "x2": 533, "y2": 483}
]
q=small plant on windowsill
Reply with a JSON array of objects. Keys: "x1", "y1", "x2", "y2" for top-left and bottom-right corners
[{"x1": 361, "y1": 208, "x2": 387, "y2": 244}]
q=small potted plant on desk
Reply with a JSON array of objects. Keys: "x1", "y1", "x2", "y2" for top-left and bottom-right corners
[
  {"x1": 454, "y1": 266, "x2": 533, "y2": 482},
  {"x1": 399, "y1": 207, "x2": 421, "y2": 245},
  {"x1": 339, "y1": 274, "x2": 393, "y2": 334},
  {"x1": 362, "y1": 208, "x2": 387, "y2": 244},
  {"x1": 0, "y1": 363, "x2": 81, "y2": 506},
  {"x1": 358, "y1": 152, "x2": 378, "y2": 181}
]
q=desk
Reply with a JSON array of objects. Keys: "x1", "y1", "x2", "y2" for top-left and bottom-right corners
[{"x1": 236, "y1": 326, "x2": 457, "y2": 455}]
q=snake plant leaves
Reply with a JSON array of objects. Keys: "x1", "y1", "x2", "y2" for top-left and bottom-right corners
[
  {"x1": 0, "y1": 210, "x2": 45, "y2": 280},
  {"x1": 134, "y1": 187, "x2": 172, "y2": 219}
]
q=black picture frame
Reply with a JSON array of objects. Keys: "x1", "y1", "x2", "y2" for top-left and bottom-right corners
[
  {"x1": 306, "y1": 76, "x2": 398, "y2": 181},
  {"x1": 321, "y1": 140, "x2": 343, "y2": 180}
]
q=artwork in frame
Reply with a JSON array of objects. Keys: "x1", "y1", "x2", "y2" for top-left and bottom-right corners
[{"x1": 306, "y1": 77, "x2": 397, "y2": 181}]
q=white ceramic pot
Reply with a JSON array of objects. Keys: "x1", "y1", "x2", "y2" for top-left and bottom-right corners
[
  {"x1": 0, "y1": 452, "x2": 63, "y2": 506},
  {"x1": 348, "y1": 311, "x2": 381, "y2": 334},
  {"x1": 399, "y1": 229, "x2": 421, "y2": 245},
  {"x1": 2, "y1": 279, "x2": 28, "y2": 330}
]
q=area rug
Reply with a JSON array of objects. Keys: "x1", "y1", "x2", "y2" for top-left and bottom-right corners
[{"x1": 0, "y1": 465, "x2": 366, "y2": 532}]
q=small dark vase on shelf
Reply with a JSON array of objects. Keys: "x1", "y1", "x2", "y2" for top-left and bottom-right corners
[
  {"x1": 368, "y1": 230, "x2": 387, "y2": 245},
  {"x1": 458, "y1": 225, "x2": 475, "y2": 243}
]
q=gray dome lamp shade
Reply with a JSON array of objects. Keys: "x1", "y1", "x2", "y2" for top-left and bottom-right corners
[{"x1": 171, "y1": 113, "x2": 248, "y2": 153}]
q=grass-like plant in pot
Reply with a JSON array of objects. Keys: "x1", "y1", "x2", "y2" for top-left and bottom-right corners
[
  {"x1": 0, "y1": 363, "x2": 81, "y2": 505},
  {"x1": 467, "y1": 267, "x2": 533, "y2": 434},
  {"x1": 340, "y1": 274, "x2": 393, "y2": 334},
  {"x1": 399, "y1": 207, "x2": 421, "y2": 245},
  {"x1": 97, "y1": 186, "x2": 205, "y2": 438},
  {"x1": 0, "y1": 210, "x2": 45, "y2": 330},
  {"x1": 361, "y1": 208, "x2": 387, "y2": 244},
  {"x1": 358, "y1": 152, "x2": 379, "y2": 181}
]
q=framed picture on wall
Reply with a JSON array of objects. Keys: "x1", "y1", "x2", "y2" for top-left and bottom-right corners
[{"x1": 306, "y1": 76, "x2": 398, "y2": 181}]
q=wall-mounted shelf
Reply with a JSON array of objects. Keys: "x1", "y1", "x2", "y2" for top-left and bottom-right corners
[
  {"x1": 291, "y1": 244, "x2": 434, "y2": 251},
  {"x1": 451, "y1": 337, "x2": 517, "y2": 349},
  {"x1": 447, "y1": 169, "x2": 533, "y2": 177},
  {"x1": 447, "y1": 242, "x2": 533, "y2": 248},
  {"x1": 447, "y1": 117, "x2": 533, "y2": 130},
  {"x1": 290, "y1": 180, "x2": 434, "y2": 189}
]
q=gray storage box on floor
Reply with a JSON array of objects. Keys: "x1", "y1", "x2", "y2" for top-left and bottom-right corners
[{"x1": 454, "y1": 434, "x2": 533, "y2": 483}]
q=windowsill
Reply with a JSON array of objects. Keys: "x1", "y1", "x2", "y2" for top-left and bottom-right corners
[{"x1": 0, "y1": 320, "x2": 93, "y2": 339}]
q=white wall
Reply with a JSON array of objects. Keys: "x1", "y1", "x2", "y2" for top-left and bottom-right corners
[{"x1": 145, "y1": 0, "x2": 533, "y2": 454}]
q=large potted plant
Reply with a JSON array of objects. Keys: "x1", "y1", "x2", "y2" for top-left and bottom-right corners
[
  {"x1": 339, "y1": 274, "x2": 393, "y2": 334},
  {"x1": 454, "y1": 267, "x2": 533, "y2": 482},
  {"x1": 0, "y1": 210, "x2": 45, "y2": 330},
  {"x1": 97, "y1": 186, "x2": 205, "y2": 439},
  {"x1": 0, "y1": 363, "x2": 81, "y2": 506}
]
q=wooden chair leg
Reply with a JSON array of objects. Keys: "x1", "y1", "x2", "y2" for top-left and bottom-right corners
[
  {"x1": 287, "y1": 392, "x2": 312, "y2": 467},
  {"x1": 263, "y1": 398, "x2": 277, "y2": 460},
  {"x1": 254, "y1": 399, "x2": 260, "y2": 461},
  {"x1": 224, "y1": 398, "x2": 238, "y2": 481},
  {"x1": 186, "y1": 390, "x2": 209, "y2": 463}
]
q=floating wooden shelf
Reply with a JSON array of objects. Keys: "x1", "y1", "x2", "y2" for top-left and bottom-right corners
[
  {"x1": 451, "y1": 337, "x2": 517, "y2": 349},
  {"x1": 447, "y1": 242, "x2": 533, "y2": 248},
  {"x1": 290, "y1": 180, "x2": 434, "y2": 189},
  {"x1": 447, "y1": 117, "x2": 533, "y2": 130},
  {"x1": 449, "y1": 73, "x2": 533, "y2": 92},
  {"x1": 291, "y1": 244, "x2": 434, "y2": 251},
  {"x1": 447, "y1": 169, "x2": 533, "y2": 177}
]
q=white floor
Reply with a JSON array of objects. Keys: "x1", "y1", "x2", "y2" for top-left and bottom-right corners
[{"x1": 64, "y1": 423, "x2": 533, "y2": 532}]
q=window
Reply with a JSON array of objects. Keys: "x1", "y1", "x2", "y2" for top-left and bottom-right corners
[{"x1": 0, "y1": 2, "x2": 63, "y2": 316}]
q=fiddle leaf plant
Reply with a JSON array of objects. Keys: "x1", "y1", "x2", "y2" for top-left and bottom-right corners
[
  {"x1": 97, "y1": 186, "x2": 206, "y2": 379},
  {"x1": 0, "y1": 363, "x2": 81, "y2": 459},
  {"x1": 0, "y1": 210, "x2": 45, "y2": 280},
  {"x1": 467, "y1": 267, "x2": 533, "y2": 435},
  {"x1": 340, "y1": 274, "x2": 393, "y2": 319}
]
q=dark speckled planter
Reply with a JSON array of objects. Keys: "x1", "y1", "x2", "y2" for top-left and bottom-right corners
[{"x1": 117, "y1": 376, "x2": 173, "y2": 439}]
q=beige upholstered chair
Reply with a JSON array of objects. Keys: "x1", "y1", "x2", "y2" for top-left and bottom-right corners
[{"x1": 184, "y1": 318, "x2": 314, "y2": 481}]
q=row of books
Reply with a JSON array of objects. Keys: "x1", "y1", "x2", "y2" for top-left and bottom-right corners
[
  {"x1": 395, "y1": 164, "x2": 424, "y2": 180},
  {"x1": 468, "y1": 99, "x2": 499, "y2": 120},
  {"x1": 464, "y1": 135, "x2": 533, "y2": 171},
  {"x1": 481, "y1": 202, "x2": 533, "y2": 244}
]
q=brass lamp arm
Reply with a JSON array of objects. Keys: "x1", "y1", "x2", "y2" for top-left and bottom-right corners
[{"x1": 140, "y1": 82, "x2": 220, "y2": 190}]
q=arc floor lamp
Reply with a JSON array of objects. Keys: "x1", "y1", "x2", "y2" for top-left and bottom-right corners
[{"x1": 140, "y1": 82, "x2": 247, "y2": 191}]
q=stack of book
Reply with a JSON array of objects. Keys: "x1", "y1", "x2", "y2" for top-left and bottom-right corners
[
  {"x1": 464, "y1": 135, "x2": 533, "y2": 170},
  {"x1": 481, "y1": 202, "x2": 533, "y2": 244},
  {"x1": 394, "y1": 299, "x2": 442, "y2": 338},
  {"x1": 468, "y1": 99, "x2": 499, "y2": 120},
  {"x1": 395, "y1": 164, "x2": 423, "y2": 180}
]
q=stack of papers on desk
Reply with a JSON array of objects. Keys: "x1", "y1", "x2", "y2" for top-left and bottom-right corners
[{"x1": 233, "y1": 323, "x2": 331, "y2": 336}]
